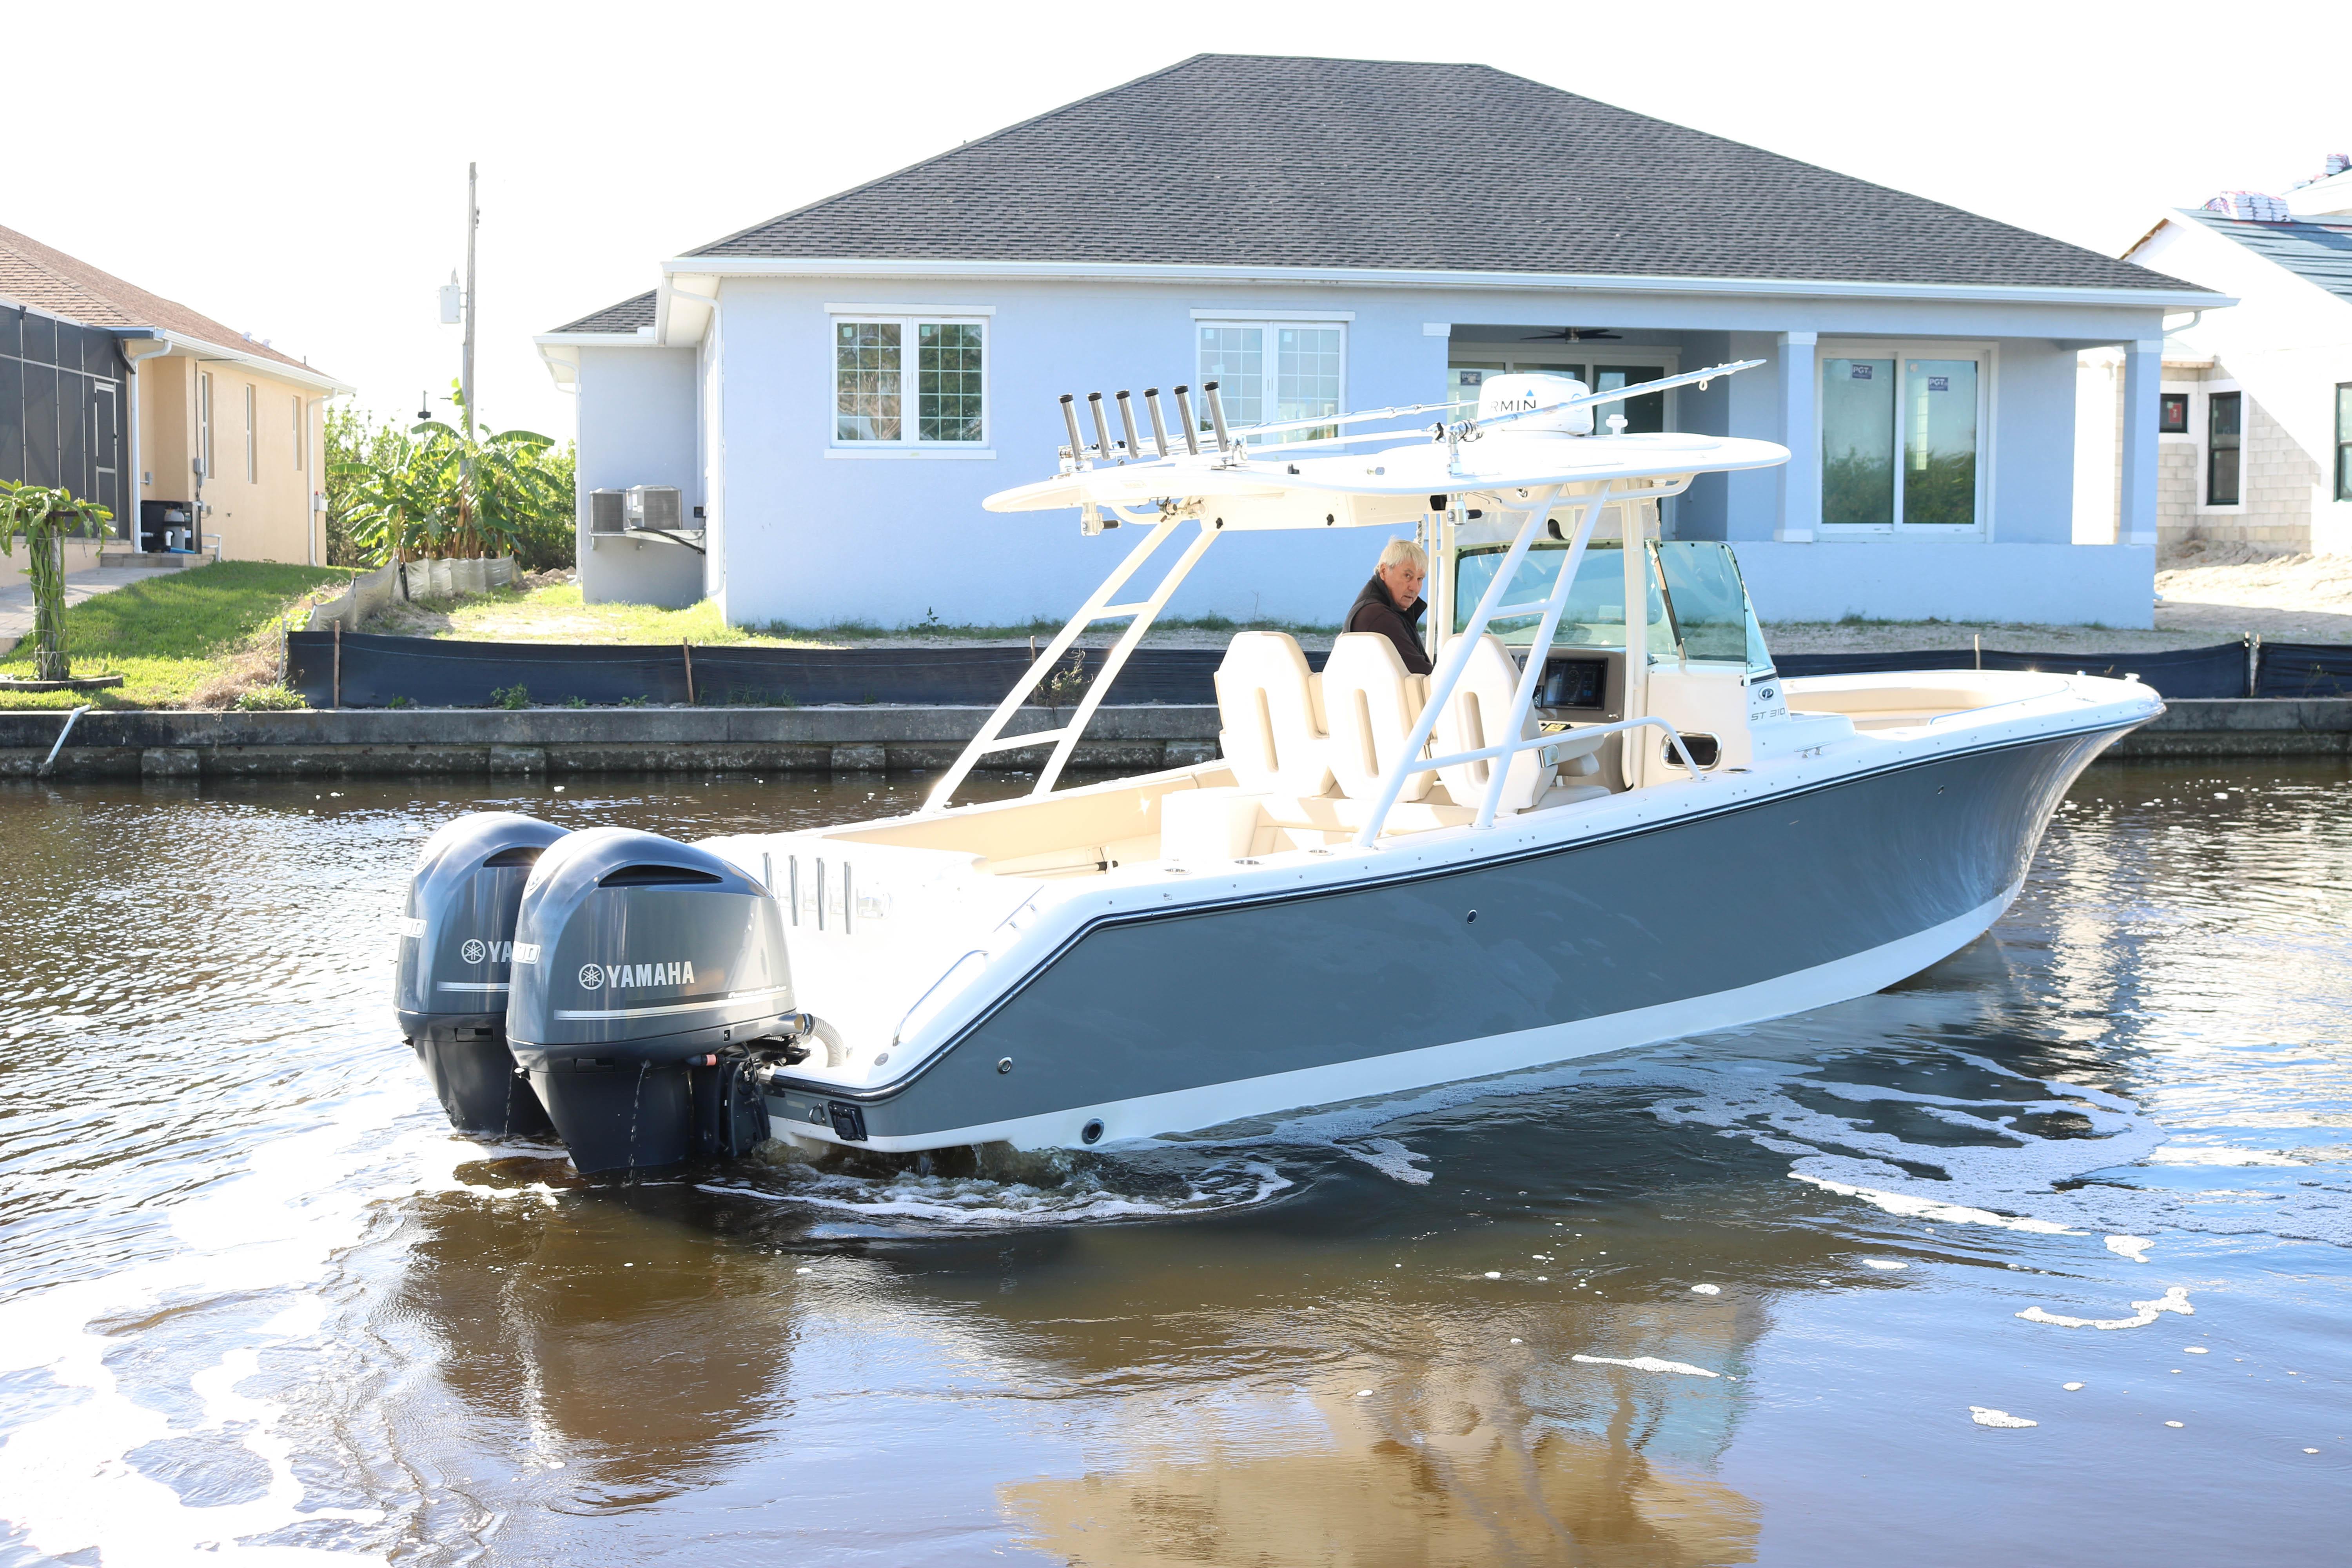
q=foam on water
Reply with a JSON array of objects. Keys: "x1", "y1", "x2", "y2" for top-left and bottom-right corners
[
  {"x1": 698, "y1": 1156, "x2": 1293, "y2": 1230},
  {"x1": 1791, "y1": 1174, "x2": 2082, "y2": 1234},
  {"x1": 1340, "y1": 1138, "x2": 1434, "y2": 1185},
  {"x1": 2017, "y1": 1285, "x2": 2196, "y2": 1331},
  {"x1": 1970, "y1": 1407, "x2": 2038, "y2": 1429},
  {"x1": 1571, "y1": 1354, "x2": 1721, "y2": 1378}
]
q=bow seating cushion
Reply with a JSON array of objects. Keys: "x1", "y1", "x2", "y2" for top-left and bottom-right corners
[
  {"x1": 1322, "y1": 632, "x2": 1436, "y2": 803},
  {"x1": 1213, "y1": 632, "x2": 1334, "y2": 797},
  {"x1": 1433, "y1": 634, "x2": 1551, "y2": 815}
]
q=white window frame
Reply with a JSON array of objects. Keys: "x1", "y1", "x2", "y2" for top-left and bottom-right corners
[
  {"x1": 1194, "y1": 318, "x2": 1350, "y2": 438},
  {"x1": 243, "y1": 383, "x2": 256, "y2": 483},
  {"x1": 825, "y1": 306, "x2": 994, "y2": 459},
  {"x1": 2193, "y1": 379, "x2": 2247, "y2": 515},
  {"x1": 293, "y1": 394, "x2": 305, "y2": 472},
  {"x1": 1815, "y1": 338, "x2": 1997, "y2": 540}
]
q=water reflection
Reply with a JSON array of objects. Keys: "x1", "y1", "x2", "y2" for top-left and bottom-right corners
[
  {"x1": 1006, "y1": 1401, "x2": 1756, "y2": 1566},
  {"x1": 2, "y1": 764, "x2": 2349, "y2": 1564},
  {"x1": 392, "y1": 1170, "x2": 799, "y2": 1497}
]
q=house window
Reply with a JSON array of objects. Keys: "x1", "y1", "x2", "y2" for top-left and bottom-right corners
[
  {"x1": 2159, "y1": 392, "x2": 2189, "y2": 434},
  {"x1": 831, "y1": 316, "x2": 987, "y2": 446},
  {"x1": 2207, "y1": 390, "x2": 2241, "y2": 506},
  {"x1": 198, "y1": 372, "x2": 214, "y2": 480},
  {"x1": 2336, "y1": 383, "x2": 2351, "y2": 503},
  {"x1": 243, "y1": 383, "x2": 256, "y2": 482},
  {"x1": 1818, "y1": 346, "x2": 1989, "y2": 534},
  {"x1": 1198, "y1": 321, "x2": 1345, "y2": 439},
  {"x1": 293, "y1": 396, "x2": 305, "y2": 472}
]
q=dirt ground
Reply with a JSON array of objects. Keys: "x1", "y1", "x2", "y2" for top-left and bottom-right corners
[{"x1": 377, "y1": 549, "x2": 2352, "y2": 655}]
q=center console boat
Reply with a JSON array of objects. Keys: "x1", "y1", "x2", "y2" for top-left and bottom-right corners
[{"x1": 393, "y1": 365, "x2": 2161, "y2": 1173}]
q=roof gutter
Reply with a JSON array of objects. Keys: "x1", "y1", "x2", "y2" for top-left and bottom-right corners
[
  {"x1": 656, "y1": 254, "x2": 2230, "y2": 311},
  {"x1": 138, "y1": 329, "x2": 355, "y2": 394},
  {"x1": 532, "y1": 325, "x2": 662, "y2": 389}
]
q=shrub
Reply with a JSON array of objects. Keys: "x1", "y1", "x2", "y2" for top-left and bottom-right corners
[
  {"x1": 234, "y1": 685, "x2": 307, "y2": 711},
  {"x1": 490, "y1": 684, "x2": 530, "y2": 710}
]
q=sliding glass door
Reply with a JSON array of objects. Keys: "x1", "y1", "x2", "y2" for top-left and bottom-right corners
[{"x1": 1820, "y1": 345, "x2": 1988, "y2": 535}]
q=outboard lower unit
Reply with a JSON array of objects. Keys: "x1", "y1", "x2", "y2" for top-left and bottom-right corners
[
  {"x1": 394, "y1": 812, "x2": 568, "y2": 1136},
  {"x1": 506, "y1": 827, "x2": 799, "y2": 1176}
]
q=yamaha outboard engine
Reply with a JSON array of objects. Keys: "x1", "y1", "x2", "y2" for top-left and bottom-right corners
[
  {"x1": 394, "y1": 812, "x2": 569, "y2": 1136},
  {"x1": 506, "y1": 826, "x2": 794, "y2": 1176}
]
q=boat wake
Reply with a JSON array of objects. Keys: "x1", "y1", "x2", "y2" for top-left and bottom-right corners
[{"x1": 698, "y1": 1150, "x2": 1294, "y2": 1230}]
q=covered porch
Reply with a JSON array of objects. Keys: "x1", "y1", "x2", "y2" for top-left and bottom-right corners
[{"x1": 1437, "y1": 321, "x2": 2166, "y2": 628}]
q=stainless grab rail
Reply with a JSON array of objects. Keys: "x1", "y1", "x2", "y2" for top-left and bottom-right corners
[{"x1": 890, "y1": 949, "x2": 989, "y2": 1049}]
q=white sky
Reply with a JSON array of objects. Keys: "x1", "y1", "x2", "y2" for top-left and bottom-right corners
[{"x1": 10, "y1": 0, "x2": 2336, "y2": 442}]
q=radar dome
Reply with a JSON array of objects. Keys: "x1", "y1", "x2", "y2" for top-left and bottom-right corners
[{"x1": 1476, "y1": 372, "x2": 1594, "y2": 436}]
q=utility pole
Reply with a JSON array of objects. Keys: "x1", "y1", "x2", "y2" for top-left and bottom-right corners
[{"x1": 461, "y1": 161, "x2": 478, "y2": 461}]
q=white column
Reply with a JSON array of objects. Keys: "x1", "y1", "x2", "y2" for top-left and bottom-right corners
[
  {"x1": 1776, "y1": 331, "x2": 1819, "y2": 541},
  {"x1": 2118, "y1": 338, "x2": 2161, "y2": 546}
]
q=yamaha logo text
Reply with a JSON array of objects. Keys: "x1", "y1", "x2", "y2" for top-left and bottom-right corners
[
  {"x1": 577, "y1": 960, "x2": 697, "y2": 991},
  {"x1": 459, "y1": 938, "x2": 515, "y2": 965}
]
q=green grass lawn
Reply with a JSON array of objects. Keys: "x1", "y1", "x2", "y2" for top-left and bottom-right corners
[{"x1": 0, "y1": 561, "x2": 356, "y2": 710}]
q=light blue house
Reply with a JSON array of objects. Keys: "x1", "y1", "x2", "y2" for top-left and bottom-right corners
[{"x1": 535, "y1": 54, "x2": 2225, "y2": 630}]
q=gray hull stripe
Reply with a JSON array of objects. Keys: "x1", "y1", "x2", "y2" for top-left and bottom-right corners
[{"x1": 775, "y1": 719, "x2": 2138, "y2": 1116}]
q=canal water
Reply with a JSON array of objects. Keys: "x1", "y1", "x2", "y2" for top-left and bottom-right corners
[{"x1": 0, "y1": 761, "x2": 2345, "y2": 1566}]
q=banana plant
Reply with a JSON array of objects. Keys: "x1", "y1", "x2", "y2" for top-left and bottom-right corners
[
  {"x1": 329, "y1": 420, "x2": 445, "y2": 564},
  {"x1": 407, "y1": 383, "x2": 559, "y2": 561},
  {"x1": 327, "y1": 386, "x2": 563, "y2": 566},
  {"x1": 0, "y1": 481, "x2": 111, "y2": 681}
]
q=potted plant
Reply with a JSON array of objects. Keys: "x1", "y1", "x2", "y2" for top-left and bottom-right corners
[{"x1": 0, "y1": 481, "x2": 112, "y2": 682}]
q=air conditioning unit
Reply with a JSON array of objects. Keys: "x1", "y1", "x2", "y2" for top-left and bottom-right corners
[
  {"x1": 588, "y1": 488, "x2": 626, "y2": 534},
  {"x1": 625, "y1": 485, "x2": 686, "y2": 534}
]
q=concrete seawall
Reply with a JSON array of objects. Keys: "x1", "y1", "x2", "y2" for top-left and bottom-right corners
[
  {"x1": 1, "y1": 699, "x2": 2343, "y2": 780},
  {"x1": 2106, "y1": 699, "x2": 2352, "y2": 759},
  {"x1": 0, "y1": 706, "x2": 1222, "y2": 780}
]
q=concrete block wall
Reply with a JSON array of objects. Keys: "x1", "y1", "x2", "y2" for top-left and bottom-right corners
[
  {"x1": 2157, "y1": 445, "x2": 2200, "y2": 552},
  {"x1": 2160, "y1": 355, "x2": 2323, "y2": 555},
  {"x1": 2235, "y1": 394, "x2": 2319, "y2": 550}
]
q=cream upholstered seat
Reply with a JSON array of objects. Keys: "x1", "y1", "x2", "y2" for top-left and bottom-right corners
[
  {"x1": 1433, "y1": 634, "x2": 1553, "y2": 814},
  {"x1": 1213, "y1": 632, "x2": 1334, "y2": 797},
  {"x1": 1321, "y1": 632, "x2": 1435, "y2": 803}
]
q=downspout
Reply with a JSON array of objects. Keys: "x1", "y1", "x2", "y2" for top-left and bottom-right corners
[
  {"x1": 673, "y1": 286, "x2": 722, "y2": 612},
  {"x1": 118, "y1": 332, "x2": 171, "y2": 553},
  {"x1": 305, "y1": 395, "x2": 330, "y2": 566}
]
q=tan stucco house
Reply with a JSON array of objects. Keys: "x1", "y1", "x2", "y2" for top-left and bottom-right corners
[{"x1": 1, "y1": 222, "x2": 351, "y2": 564}]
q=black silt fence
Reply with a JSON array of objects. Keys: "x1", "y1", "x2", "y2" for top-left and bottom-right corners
[
  {"x1": 2253, "y1": 642, "x2": 2352, "y2": 698},
  {"x1": 289, "y1": 631, "x2": 2262, "y2": 709},
  {"x1": 284, "y1": 632, "x2": 1294, "y2": 709},
  {"x1": 1773, "y1": 641, "x2": 2250, "y2": 700}
]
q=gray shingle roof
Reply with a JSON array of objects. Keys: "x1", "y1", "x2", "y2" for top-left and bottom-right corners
[
  {"x1": 679, "y1": 54, "x2": 2203, "y2": 294},
  {"x1": 552, "y1": 290, "x2": 656, "y2": 334},
  {"x1": 2187, "y1": 210, "x2": 2352, "y2": 306}
]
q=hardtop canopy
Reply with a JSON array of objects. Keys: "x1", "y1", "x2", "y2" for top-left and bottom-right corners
[{"x1": 982, "y1": 429, "x2": 1790, "y2": 529}]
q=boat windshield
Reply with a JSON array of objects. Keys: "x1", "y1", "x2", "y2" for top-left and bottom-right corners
[{"x1": 1452, "y1": 540, "x2": 1775, "y2": 675}]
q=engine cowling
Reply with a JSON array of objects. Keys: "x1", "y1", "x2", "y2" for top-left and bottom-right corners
[
  {"x1": 506, "y1": 826, "x2": 791, "y2": 1175},
  {"x1": 393, "y1": 812, "x2": 568, "y2": 1136}
]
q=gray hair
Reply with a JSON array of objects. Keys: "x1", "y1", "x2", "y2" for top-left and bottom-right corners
[{"x1": 1377, "y1": 538, "x2": 1427, "y2": 572}]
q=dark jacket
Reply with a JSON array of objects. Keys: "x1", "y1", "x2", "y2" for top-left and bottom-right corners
[{"x1": 1344, "y1": 574, "x2": 1432, "y2": 675}]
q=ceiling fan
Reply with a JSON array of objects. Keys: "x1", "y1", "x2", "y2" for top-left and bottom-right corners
[{"x1": 1519, "y1": 327, "x2": 1623, "y2": 342}]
